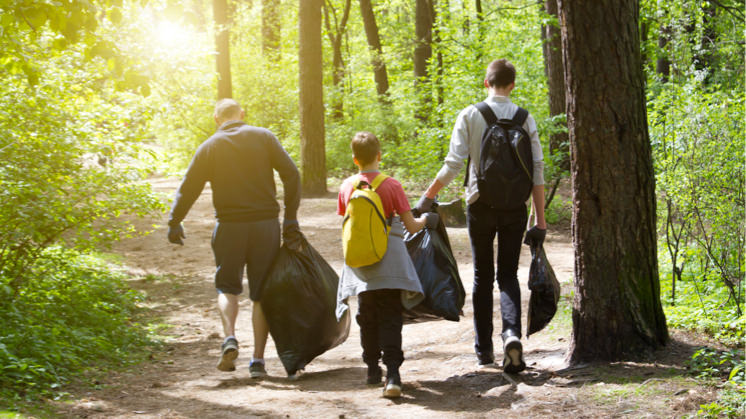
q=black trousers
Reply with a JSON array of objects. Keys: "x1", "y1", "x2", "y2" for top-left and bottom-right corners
[
  {"x1": 356, "y1": 289, "x2": 403, "y2": 371},
  {"x1": 467, "y1": 200, "x2": 527, "y2": 363}
]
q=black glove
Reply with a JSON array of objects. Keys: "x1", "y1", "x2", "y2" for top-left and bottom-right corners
[
  {"x1": 168, "y1": 223, "x2": 186, "y2": 245},
  {"x1": 423, "y1": 212, "x2": 440, "y2": 229},
  {"x1": 282, "y1": 219, "x2": 303, "y2": 251},
  {"x1": 414, "y1": 195, "x2": 436, "y2": 216},
  {"x1": 524, "y1": 225, "x2": 546, "y2": 247}
]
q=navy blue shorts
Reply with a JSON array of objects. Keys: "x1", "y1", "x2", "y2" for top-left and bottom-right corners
[{"x1": 211, "y1": 219, "x2": 280, "y2": 300}]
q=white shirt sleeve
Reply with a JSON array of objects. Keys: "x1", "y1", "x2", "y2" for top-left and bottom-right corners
[
  {"x1": 525, "y1": 114, "x2": 545, "y2": 186},
  {"x1": 435, "y1": 107, "x2": 471, "y2": 186}
]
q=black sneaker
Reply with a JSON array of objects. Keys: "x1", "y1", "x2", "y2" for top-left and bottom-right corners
[
  {"x1": 217, "y1": 337, "x2": 238, "y2": 372},
  {"x1": 382, "y1": 371, "x2": 402, "y2": 398},
  {"x1": 366, "y1": 365, "x2": 383, "y2": 385},
  {"x1": 502, "y1": 335, "x2": 526, "y2": 374},
  {"x1": 249, "y1": 360, "x2": 267, "y2": 379},
  {"x1": 477, "y1": 355, "x2": 494, "y2": 369}
]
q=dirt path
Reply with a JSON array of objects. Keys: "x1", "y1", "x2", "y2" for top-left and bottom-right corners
[{"x1": 58, "y1": 178, "x2": 716, "y2": 418}]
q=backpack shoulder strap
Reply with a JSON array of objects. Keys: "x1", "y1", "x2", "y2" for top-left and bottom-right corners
[
  {"x1": 474, "y1": 101, "x2": 498, "y2": 126},
  {"x1": 512, "y1": 107, "x2": 529, "y2": 127},
  {"x1": 370, "y1": 173, "x2": 389, "y2": 190}
]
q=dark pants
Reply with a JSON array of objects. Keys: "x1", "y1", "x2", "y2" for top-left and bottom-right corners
[
  {"x1": 211, "y1": 219, "x2": 280, "y2": 300},
  {"x1": 356, "y1": 289, "x2": 403, "y2": 372},
  {"x1": 467, "y1": 200, "x2": 527, "y2": 363}
]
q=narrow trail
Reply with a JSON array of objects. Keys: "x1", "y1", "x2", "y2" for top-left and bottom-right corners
[{"x1": 57, "y1": 178, "x2": 715, "y2": 418}]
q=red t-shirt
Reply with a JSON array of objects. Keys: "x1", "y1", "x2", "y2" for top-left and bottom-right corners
[{"x1": 337, "y1": 172, "x2": 411, "y2": 219}]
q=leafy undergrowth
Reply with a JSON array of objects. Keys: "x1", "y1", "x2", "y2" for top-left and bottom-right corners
[{"x1": 0, "y1": 247, "x2": 159, "y2": 409}]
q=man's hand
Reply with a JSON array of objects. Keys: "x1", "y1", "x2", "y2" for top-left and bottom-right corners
[
  {"x1": 414, "y1": 195, "x2": 436, "y2": 216},
  {"x1": 423, "y1": 212, "x2": 440, "y2": 229},
  {"x1": 523, "y1": 225, "x2": 546, "y2": 247},
  {"x1": 282, "y1": 219, "x2": 303, "y2": 251},
  {"x1": 168, "y1": 223, "x2": 186, "y2": 245}
]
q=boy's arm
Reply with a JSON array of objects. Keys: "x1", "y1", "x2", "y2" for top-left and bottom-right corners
[{"x1": 400, "y1": 210, "x2": 426, "y2": 234}]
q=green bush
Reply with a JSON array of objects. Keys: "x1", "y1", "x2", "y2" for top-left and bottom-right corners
[{"x1": 0, "y1": 248, "x2": 155, "y2": 402}]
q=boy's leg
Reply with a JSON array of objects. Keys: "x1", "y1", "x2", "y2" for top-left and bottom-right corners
[
  {"x1": 495, "y1": 208, "x2": 528, "y2": 338},
  {"x1": 376, "y1": 289, "x2": 403, "y2": 373},
  {"x1": 375, "y1": 289, "x2": 403, "y2": 398},
  {"x1": 467, "y1": 202, "x2": 498, "y2": 365},
  {"x1": 495, "y1": 208, "x2": 528, "y2": 373},
  {"x1": 356, "y1": 291, "x2": 382, "y2": 369}
]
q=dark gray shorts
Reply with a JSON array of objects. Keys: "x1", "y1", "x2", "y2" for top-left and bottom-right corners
[{"x1": 211, "y1": 219, "x2": 280, "y2": 300}]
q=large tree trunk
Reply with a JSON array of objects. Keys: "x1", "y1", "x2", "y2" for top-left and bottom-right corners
[
  {"x1": 299, "y1": 0, "x2": 327, "y2": 196},
  {"x1": 541, "y1": 0, "x2": 568, "y2": 171},
  {"x1": 262, "y1": 0, "x2": 281, "y2": 61},
  {"x1": 213, "y1": 0, "x2": 232, "y2": 99},
  {"x1": 558, "y1": 0, "x2": 668, "y2": 364},
  {"x1": 358, "y1": 0, "x2": 390, "y2": 99}
]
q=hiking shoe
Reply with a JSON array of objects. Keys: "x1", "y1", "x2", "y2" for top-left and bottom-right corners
[
  {"x1": 477, "y1": 355, "x2": 494, "y2": 369},
  {"x1": 287, "y1": 369, "x2": 303, "y2": 381},
  {"x1": 382, "y1": 372, "x2": 402, "y2": 398},
  {"x1": 217, "y1": 337, "x2": 238, "y2": 372},
  {"x1": 366, "y1": 365, "x2": 383, "y2": 385},
  {"x1": 249, "y1": 360, "x2": 267, "y2": 379},
  {"x1": 502, "y1": 335, "x2": 526, "y2": 374}
]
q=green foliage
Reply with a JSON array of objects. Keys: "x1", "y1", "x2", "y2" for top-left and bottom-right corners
[
  {"x1": 0, "y1": 248, "x2": 156, "y2": 401},
  {"x1": 650, "y1": 78, "x2": 745, "y2": 332},
  {"x1": 688, "y1": 347, "x2": 746, "y2": 418}
]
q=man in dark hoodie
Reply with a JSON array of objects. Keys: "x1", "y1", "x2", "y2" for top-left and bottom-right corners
[{"x1": 167, "y1": 98, "x2": 302, "y2": 379}]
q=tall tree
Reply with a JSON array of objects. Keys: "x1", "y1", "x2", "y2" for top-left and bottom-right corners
[
  {"x1": 262, "y1": 0, "x2": 281, "y2": 61},
  {"x1": 323, "y1": 0, "x2": 352, "y2": 119},
  {"x1": 557, "y1": 0, "x2": 668, "y2": 363},
  {"x1": 414, "y1": 0, "x2": 433, "y2": 84},
  {"x1": 213, "y1": 0, "x2": 232, "y2": 99},
  {"x1": 358, "y1": 0, "x2": 390, "y2": 100},
  {"x1": 541, "y1": 0, "x2": 568, "y2": 171},
  {"x1": 299, "y1": 0, "x2": 327, "y2": 195},
  {"x1": 414, "y1": 0, "x2": 434, "y2": 120}
]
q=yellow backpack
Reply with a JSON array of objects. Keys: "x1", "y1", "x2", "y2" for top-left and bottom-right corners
[{"x1": 342, "y1": 174, "x2": 390, "y2": 268}]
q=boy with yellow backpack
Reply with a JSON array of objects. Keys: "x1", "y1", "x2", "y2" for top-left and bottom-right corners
[{"x1": 336, "y1": 131, "x2": 439, "y2": 398}]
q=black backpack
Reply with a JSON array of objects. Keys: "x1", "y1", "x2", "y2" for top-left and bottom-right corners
[{"x1": 465, "y1": 102, "x2": 533, "y2": 210}]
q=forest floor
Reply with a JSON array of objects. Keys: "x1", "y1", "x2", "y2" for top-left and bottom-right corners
[{"x1": 51, "y1": 177, "x2": 721, "y2": 418}]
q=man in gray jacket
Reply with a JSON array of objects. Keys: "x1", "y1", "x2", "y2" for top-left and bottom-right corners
[
  {"x1": 416, "y1": 59, "x2": 547, "y2": 373},
  {"x1": 167, "y1": 99, "x2": 302, "y2": 378}
]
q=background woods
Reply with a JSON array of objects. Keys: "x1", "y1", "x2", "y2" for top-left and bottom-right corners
[{"x1": 0, "y1": 0, "x2": 743, "y2": 415}]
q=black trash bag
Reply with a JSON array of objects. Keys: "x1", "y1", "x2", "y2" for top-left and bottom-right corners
[
  {"x1": 402, "y1": 216, "x2": 466, "y2": 323},
  {"x1": 526, "y1": 243, "x2": 561, "y2": 337},
  {"x1": 262, "y1": 235, "x2": 350, "y2": 376}
]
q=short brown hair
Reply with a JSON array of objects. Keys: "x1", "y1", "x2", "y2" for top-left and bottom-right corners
[
  {"x1": 350, "y1": 131, "x2": 381, "y2": 165},
  {"x1": 485, "y1": 59, "x2": 516, "y2": 88}
]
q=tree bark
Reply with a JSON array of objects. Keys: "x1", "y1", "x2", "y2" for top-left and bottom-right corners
[
  {"x1": 323, "y1": 0, "x2": 352, "y2": 119},
  {"x1": 414, "y1": 0, "x2": 433, "y2": 120},
  {"x1": 541, "y1": 0, "x2": 568, "y2": 170},
  {"x1": 262, "y1": 0, "x2": 281, "y2": 61},
  {"x1": 656, "y1": 27, "x2": 671, "y2": 82},
  {"x1": 414, "y1": 0, "x2": 433, "y2": 84},
  {"x1": 213, "y1": 0, "x2": 232, "y2": 99},
  {"x1": 558, "y1": 0, "x2": 668, "y2": 363},
  {"x1": 358, "y1": 0, "x2": 390, "y2": 99},
  {"x1": 299, "y1": 0, "x2": 327, "y2": 196}
]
